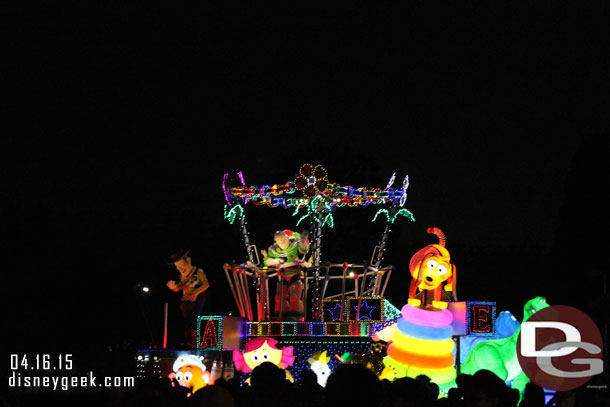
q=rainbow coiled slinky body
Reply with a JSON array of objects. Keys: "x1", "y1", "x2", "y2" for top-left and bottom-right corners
[{"x1": 383, "y1": 303, "x2": 456, "y2": 386}]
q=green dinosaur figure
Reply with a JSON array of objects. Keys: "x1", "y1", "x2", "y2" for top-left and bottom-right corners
[{"x1": 460, "y1": 296, "x2": 550, "y2": 394}]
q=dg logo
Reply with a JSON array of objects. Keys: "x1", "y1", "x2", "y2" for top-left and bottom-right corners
[{"x1": 517, "y1": 305, "x2": 604, "y2": 391}]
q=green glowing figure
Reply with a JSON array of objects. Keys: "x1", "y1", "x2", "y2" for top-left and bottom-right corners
[{"x1": 460, "y1": 296, "x2": 550, "y2": 394}]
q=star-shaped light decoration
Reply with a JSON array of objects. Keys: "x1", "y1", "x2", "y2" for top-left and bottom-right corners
[
  {"x1": 354, "y1": 299, "x2": 376, "y2": 321},
  {"x1": 294, "y1": 164, "x2": 329, "y2": 198},
  {"x1": 327, "y1": 302, "x2": 343, "y2": 322}
]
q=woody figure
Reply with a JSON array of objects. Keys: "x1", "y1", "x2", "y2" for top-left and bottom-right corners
[{"x1": 166, "y1": 248, "x2": 210, "y2": 348}]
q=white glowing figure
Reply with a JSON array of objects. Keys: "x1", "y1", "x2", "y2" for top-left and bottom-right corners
[
  {"x1": 385, "y1": 172, "x2": 396, "y2": 190},
  {"x1": 308, "y1": 351, "x2": 331, "y2": 387},
  {"x1": 399, "y1": 174, "x2": 409, "y2": 207}
]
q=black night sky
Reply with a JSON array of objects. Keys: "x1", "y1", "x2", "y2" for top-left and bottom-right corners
[{"x1": 3, "y1": 1, "x2": 609, "y2": 373}]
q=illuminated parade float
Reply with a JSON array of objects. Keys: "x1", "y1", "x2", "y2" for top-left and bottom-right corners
[{"x1": 136, "y1": 164, "x2": 548, "y2": 397}]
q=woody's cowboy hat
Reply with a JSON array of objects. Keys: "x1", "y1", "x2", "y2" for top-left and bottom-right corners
[{"x1": 167, "y1": 247, "x2": 191, "y2": 264}]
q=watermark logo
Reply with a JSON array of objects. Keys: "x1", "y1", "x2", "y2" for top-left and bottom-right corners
[{"x1": 517, "y1": 305, "x2": 604, "y2": 391}]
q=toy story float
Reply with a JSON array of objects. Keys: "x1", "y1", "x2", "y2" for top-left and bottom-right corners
[{"x1": 135, "y1": 165, "x2": 549, "y2": 397}]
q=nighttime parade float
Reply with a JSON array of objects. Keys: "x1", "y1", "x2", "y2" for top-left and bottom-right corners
[{"x1": 136, "y1": 164, "x2": 551, "y2": 397}]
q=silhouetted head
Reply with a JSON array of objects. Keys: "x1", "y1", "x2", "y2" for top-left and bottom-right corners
[
  {"x1": 299, "y1": 369, "x2": 320, "y2": 388},
  {"x1": 250, "y1": 361, "x2": 287, "y2": 393},
  {"x1": 522, "y1": 382, "x2": 545, "y2": 404},
  {"x1": 325, "y1": 364, "x2": 383, "y2": 407},
  {"x1": 470, "y1": 369, "x2": 510, "y2": 407},
  {"x1": 390, "y1": 377, "x2": 433, "y2": 407},
  {"x1": 185, "y1": 383, "x2": 235, "y2": 407}
]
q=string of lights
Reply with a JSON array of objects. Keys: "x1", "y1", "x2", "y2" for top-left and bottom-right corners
[
  {"x1": 246, "y1": 321, "x2": 374, "y2": 337},
  {"x1": 196, "y1": 316, "x2": 223, "y2": 351},
  {"x1": 222, "y1": 166, "x2": 413, "y2": 323},
  {"x1": 224, "y1": 165, "x2": 411, "y2": 209}
]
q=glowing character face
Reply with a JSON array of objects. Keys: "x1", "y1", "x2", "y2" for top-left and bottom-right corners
[
  {"x1": 308, "y1": 351, "x2": 331, "y2": 387},
  {"x1": 176, "y1": 365, "x2": 208, "y2": 393},
  {"x1": 174, "y1": 257, "x2": 193, "y2": 278},
  {"x1": 310, "y1": 361, "x2": 331, "y2": 387},
  {"x1": 243, "y1": 340, "x2": 284, "y2": 370},
  {"x1": 233, "y1": 337, "x2": 295, "y2": 375},
  {"x1": 275, "y1": 234, "x2": 291, "y2": 250},
  {"x1": 172, "y1": 355, "x2": 210, "y2": 394},
  {"x1": 524, "y1": 296, "x2": 549, "y2": 319},
  {"x1": 414, "y1": 255, "x2": 452, "y2": 290}
]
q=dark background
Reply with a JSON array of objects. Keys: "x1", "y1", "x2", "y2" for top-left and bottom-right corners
[{"x1": 3, "y1": 0, "x2": 609, "y2": 373}]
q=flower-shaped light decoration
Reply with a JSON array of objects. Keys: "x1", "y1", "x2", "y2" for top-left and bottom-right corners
[{"x1": 294, "y1": 164, "x2": 329, "y2": 198}]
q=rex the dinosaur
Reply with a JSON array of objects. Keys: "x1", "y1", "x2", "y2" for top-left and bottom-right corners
[{"x1": 460, "y1": 296, "x2": 550, "y2": 394}]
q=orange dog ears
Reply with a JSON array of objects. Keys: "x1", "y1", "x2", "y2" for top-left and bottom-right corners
[
  {"x1": 409, "y1": 252, "x2": 435, "y2": 297},
  {"x1": 445, "y1": 264, "x2": 458, "y2": 301},
  {"x1": 409, "y1": 247, "x2": 439, "y2": 277},
  {"x1": 408, "y1": 228, "x2": 450, "y2": 278},
  {"x1": 428, "y1": 228, "x2": 457, "y2": 300}
]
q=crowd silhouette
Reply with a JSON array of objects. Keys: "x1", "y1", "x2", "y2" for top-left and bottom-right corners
[
  {"x1": 4, "y1": 362, "x2": 606, "y2": 407},
  {"x1": 119, "y1": 363, "x2": 607, "y2": 407}
]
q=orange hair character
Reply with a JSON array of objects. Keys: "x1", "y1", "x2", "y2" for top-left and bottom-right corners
[{"x1": 408, "y1": 228, "x2": 457, "y2": 309}]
